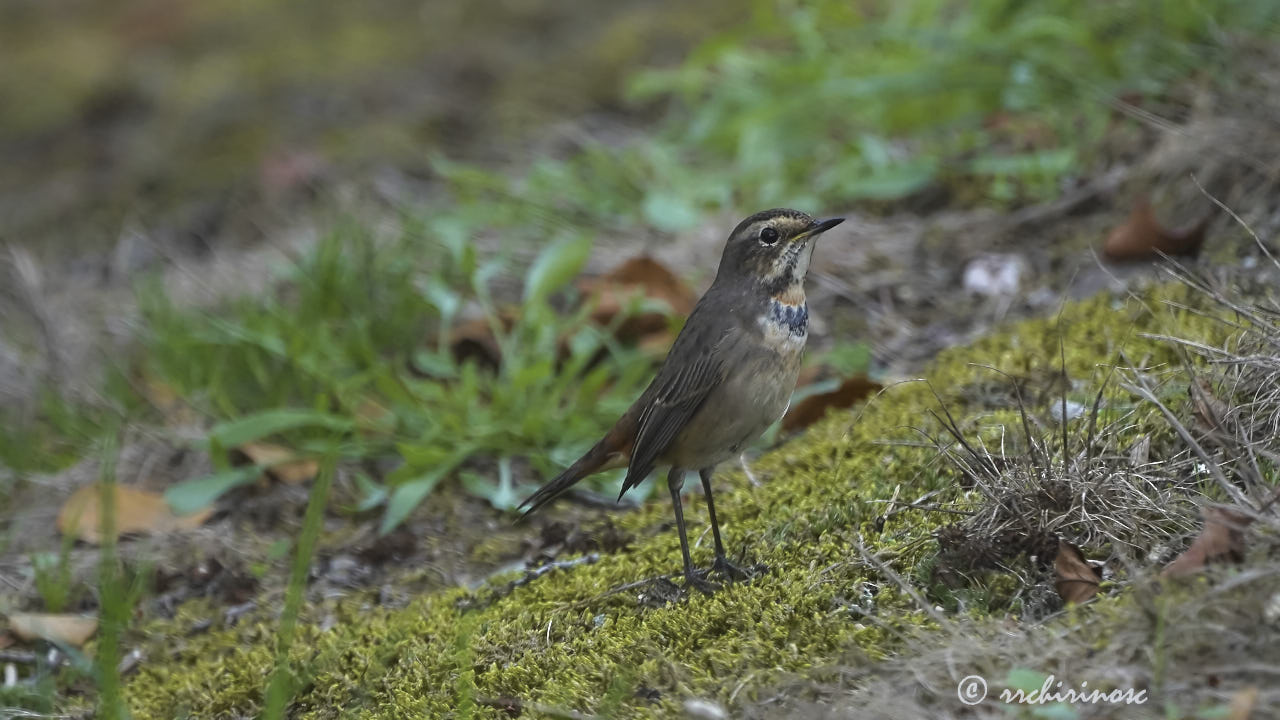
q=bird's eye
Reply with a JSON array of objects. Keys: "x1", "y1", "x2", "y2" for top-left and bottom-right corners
[{"x1": 759, "y1": 227, "x2": 780, "y2": 245}]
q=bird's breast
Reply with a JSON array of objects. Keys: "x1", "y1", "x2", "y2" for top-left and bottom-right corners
[{"x1": 756, "y1": 297, "x2": 808, "y2": 354}]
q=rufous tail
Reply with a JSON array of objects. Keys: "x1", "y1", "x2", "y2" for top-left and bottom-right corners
[{"x1": 520, "y1": 428, "x2": 630, "y2": 518}]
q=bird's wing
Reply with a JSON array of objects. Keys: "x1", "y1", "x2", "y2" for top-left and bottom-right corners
[{"x1": 617, "y1": 322, "x2": 730, "y2": 498}]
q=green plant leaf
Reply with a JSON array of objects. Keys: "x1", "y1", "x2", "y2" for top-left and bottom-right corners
[
  {"x1": 971, "y1": 148, "x2": 1076, "y2": 177},
  {"x1": 266, "y1": 538, "x2": 293, "y2": 560},
  {"x1": 641, "y1": 191, "x2": 700, "y2": 232},
  {"x1": 818, "y1": 341, "x2": 873, "y2": 377},
  {"x1": 523, "y1": 234, "x2": 592, "y2": 304},
  {"x1": 1005, "y1": 667, "x2": 1049, "y2": 693},
  {"x1": 164, "y1": 466, "x2": 260, "y2": 515},
  {"x1": 380, "y1": 473, "x2": 443, "y2": 535},
  {"x1": 459, "y1": 457, "x2": 520, "y2": 511},
  {"x1": 840, "y1": 160, "x2": 938, "y2": 200},
  {"x1": 352, "y1": 472, "x2": 389, "y2": 513},
  {"x1": 411, "y1": 350, "x2": 459, "y2": 380},
  {"x1": 209, "y1": 409, "x2": 353, "y2": 448}
]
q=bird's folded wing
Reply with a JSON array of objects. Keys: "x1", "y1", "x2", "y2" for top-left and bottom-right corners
[{"x1": 618, "y1": 334, "x2": 727, "y2": 497}]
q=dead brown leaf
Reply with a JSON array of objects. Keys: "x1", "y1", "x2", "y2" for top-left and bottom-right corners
[
  {"x1": 137, "y1": 370, "x2": 200, "y2": 427},
  {"x1": 1162, "y1": 506, "x2": 1255, "y2": 577},
  {"x1": 445, "y1": 310, "x2": 518, "y2": 371},
  {"x1": 1103, "y1": 197, "x2": 1209, "y2": 261},
  {"x1": 231, "y1": 442, "x2": 319, "y2": 485},
  {"x1": 447, "y1": 318, "x2": 501, "y2": 370},
  {"x1": 1053, "y1": 539, "x2": 1101, "y2": 604},
  {"x1": 7, "y1": 613, "x2": 99, "y2": 647},
  {"x1": 781, "y1": 375, "x2": 883, "y2": 432},
  {"x1": 58, "y1": 484, "x2": 213, "y2": 544},
  {"x1": 578, "y1": 256, "x2": 696, "y2": 344}
]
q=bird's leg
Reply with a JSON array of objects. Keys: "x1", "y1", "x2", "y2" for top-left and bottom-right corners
[
  {"x1": 699, "y1": 468, "x2": 754, "y2": 581},
  {"x1": 669, "y1": 468, "x2": 718, "y2": 594}
]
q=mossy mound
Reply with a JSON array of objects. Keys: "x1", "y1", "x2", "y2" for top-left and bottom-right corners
[{"x1": 125, "y1": 286, "x2": 1224, "y2": 719}]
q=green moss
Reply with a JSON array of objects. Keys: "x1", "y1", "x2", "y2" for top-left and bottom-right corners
[{"x1": 122, "y1": 284, "x2": 1233, "y2": 719}]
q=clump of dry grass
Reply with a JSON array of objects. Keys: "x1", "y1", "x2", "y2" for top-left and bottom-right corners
[
  {"x1": 927, "y1": 370, "x2": 1205, "y2": 607},
  {"x1": 1150, "y1": 246, "x2": 1280, "y2": 506}
]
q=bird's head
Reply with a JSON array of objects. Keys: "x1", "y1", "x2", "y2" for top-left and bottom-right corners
[{"x1": 713, "y1": 208, "x2": 844, "y2": 295}]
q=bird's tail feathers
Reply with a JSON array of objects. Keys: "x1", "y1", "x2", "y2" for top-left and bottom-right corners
[{"x1": 519, "y1": 433, "x2": 629, "y2": 519}]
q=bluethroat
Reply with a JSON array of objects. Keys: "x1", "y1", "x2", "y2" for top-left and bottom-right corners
[{"x1": 520, "y1": 209, "x2": 845, "y2": 593}]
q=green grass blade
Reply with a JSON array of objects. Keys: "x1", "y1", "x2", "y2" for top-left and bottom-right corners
[
  {"x1": 163, "y1": 467, "x2": 262, "y2": 515},
  {"x1": 523, "y1": 233, "x2": 592, "y2": 304},
  {"x1": 208, "y1": 409, "x2": 353, "y2": 448},
  {"x1": 262, "y1": 448, "x2": 337, "y2": 720}
]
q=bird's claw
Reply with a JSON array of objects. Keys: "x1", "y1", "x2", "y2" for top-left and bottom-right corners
[
  {"x1": 711, "y1": 555, "x2": 759, "y2": 582},
  {"x1": 684, "y1": 572, "x2": 721, "y2": 595}
]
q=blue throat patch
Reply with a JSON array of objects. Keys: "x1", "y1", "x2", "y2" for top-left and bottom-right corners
[{"x1": 768, "y1": 300, "x2": 808, "y2": 337}]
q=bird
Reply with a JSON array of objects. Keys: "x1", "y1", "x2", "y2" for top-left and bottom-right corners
[{"x1": 519, "y1": 208, "x2": 845, "y2": 593}]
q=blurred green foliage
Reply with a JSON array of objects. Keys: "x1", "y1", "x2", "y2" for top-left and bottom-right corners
[
  {"x1": 432, "y1": 0, "x2": 1277, "y2": 233},
  {"x1": 630, "y1": 0, "x2": 1272, "y2": 209},
  {"x1": 140, "y1": 221, "x2": 652, "y2": 529}
]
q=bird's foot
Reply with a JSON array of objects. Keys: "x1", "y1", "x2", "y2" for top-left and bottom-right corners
[
  {"x1": 712, "y1": 555, "x2": 762, "y2": 582},
  {"x1": 683, "y1": 571, "x2": 721, "y2": 596},
  {"x1": 711, "y1": 556, "x2": 753, "y2": 581}
]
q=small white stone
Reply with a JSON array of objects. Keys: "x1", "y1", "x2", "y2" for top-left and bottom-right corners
[{"x1": 963, "y1": 253, "x2": 1026, "y2": 297}]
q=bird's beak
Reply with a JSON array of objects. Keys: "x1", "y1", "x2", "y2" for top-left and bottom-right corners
[{"x1": 797, "y1": 217, "x2": 845, "y2": 241}]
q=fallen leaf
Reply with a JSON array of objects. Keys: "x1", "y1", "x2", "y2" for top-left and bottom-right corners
[
  {"x1": 58, "y1": 484, "x2": 213, "y2": 543},
  {"x1": 130, "y1": 361, "x2": 201, "y2": 428},
  {"x1": 578, "y1": 256, "x2": 696, "y2": 344},
  {"x1": 1162, "y1": 506, "x2": 1255, "y2": 577},
  {"x1": 781, "y1": 375, "x2": 883, "y2": 432},
  {"x1": 1103, "y1": 197, "x2": 1208, "y2": 261},
  {"x1": 446, "y1": 310, "x2": 517, "y2": 370},
  {"x1": 1227, "y1": 686, "x2": 1258, "y2": 720},
  {"x1": 1053, "y1": 539, "x2": 1101, "y2": 604},
  {"x1": 231, "y1": 442, "x2": 319, "y2": 485},
  {"x1": 7, "y1": 613, "x2": 98, "y2": 647}
]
